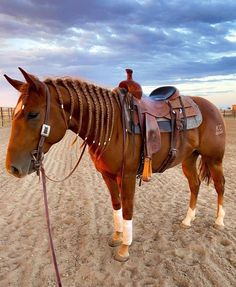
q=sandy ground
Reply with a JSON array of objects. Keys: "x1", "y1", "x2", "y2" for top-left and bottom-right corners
[{"x1": 0, "y1": 118, "x2": 235, "y2": 287}]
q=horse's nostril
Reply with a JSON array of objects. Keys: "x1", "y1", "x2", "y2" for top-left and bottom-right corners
[{"x1": 11, "y1": 165, "x2": 20, "y2": 176}]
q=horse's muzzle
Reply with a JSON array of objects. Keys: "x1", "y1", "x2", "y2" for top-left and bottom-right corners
[{"x1": 6, "y1": 158, "x2": 36, "y2": 178}]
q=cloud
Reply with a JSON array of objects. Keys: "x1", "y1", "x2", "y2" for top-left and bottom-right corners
[{"x1": 0, "y1": 0, "x2": 236, "y2": 107}]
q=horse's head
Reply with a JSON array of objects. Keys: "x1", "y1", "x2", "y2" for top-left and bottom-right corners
[{"x1": 4, "y1": 68, "x2": 67, "y2": 178}]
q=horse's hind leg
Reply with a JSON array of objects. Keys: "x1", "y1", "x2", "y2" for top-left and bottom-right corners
[
  {"x1": 208, "y1": 160, "x2": 225, "y2": 228},
  {"x1": 181, "y1": 152, "x2": 201, "y2": 227},
  {"x1": 102, "y1": 174, "x2": 123, "y2": 247}
]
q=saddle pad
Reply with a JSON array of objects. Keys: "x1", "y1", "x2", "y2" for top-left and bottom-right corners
[
  {"x1": 124, "y1": 93, "x2": 203, "y2": 134},
  {"x1": 157, "y1": 113, "x2": 202, "y2": 133}
]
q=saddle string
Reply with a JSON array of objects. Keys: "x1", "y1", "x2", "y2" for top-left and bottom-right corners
[
  {"x1": 179, "y1": 96, "x2": 187, "y2": 131},
  {"x1": 157, "y1": 101, "x2": 177, "y2": 173}
]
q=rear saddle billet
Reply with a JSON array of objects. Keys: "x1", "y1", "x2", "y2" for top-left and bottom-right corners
[{"x1": 117, "y1": 69, "x2": 202, "y2": 182}]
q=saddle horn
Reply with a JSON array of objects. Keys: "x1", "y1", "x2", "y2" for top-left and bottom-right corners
[
  {"x1": 118, "y1": 68, "x2": 142, "y2": 99},
  {"x1": 4, "y1": 74, "x2": 24, "y2": 91}
]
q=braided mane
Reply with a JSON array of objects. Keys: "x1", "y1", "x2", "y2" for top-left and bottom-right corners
[{"x1": 44, "y1": 77, "x2": 120, "y2": 156}]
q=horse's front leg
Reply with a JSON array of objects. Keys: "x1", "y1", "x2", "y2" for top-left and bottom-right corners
[
  {"x1": 102, "y1": 174, "x2": 123, "y2": 247},
  {"x1": 114, "y1": 173, "x2": 136, "y2": 262}
]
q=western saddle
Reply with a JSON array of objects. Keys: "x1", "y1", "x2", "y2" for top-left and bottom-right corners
[{"x1": 117, "y1": 69, "x2": 202, "y2": 182}]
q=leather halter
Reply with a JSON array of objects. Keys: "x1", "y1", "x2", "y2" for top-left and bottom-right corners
[{"x1": 31, "y1": 84, "x2": 51, "y2": 173}]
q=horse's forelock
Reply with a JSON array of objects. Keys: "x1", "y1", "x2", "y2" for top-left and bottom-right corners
[{"x1": 19, "y1": 83, "x2": 29, "y2": 95}]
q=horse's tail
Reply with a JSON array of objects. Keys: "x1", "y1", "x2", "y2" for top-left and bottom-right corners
[{"x1": 198, "y1": 157, "x2": 212, "y2": 185}]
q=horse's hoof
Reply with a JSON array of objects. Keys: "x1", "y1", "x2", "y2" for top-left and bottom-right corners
[
  {"x1": 214, "y1": 223, "x2": 224, "y2": 230},
  {"x1": 108, "y1": 238, "x2": 123, "y2": 247},
  {"x1": 114, "y1": 252, "x2": 129, "y2": 262},
  {"x1": 114, "y1": 244, "x2": 130, "y2": 262},
  {"x1": 180, "y1": 222, "x2": 191, "y2": 229}
]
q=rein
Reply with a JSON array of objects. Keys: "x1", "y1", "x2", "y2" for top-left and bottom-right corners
[{"x1": 45, "y1": 142, "x2": 87, "y2": 182}]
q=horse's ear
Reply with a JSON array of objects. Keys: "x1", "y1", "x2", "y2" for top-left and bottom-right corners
[
  {"x1": 4, "y1": 74, "x2": 24, "y2": 91},
  {"x1": 18, "y1": 67, "x2": 39, "y2": 91}
]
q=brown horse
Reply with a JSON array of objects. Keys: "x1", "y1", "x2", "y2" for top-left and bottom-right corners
[{"x1": 4, "y1": 68, "x2": 226, "y2": 262}]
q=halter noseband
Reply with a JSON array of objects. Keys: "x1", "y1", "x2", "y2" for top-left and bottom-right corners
[{"x1": 31, "y1": 83, "x2": 51, "y2": 174}]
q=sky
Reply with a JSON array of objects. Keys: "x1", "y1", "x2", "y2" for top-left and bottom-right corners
[{"x1": 0, "y1": 0, "x2": 236, "y2": 108}]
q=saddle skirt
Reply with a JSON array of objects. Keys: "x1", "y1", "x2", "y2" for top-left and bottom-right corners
[
  {"x1": 125, "y1": 93, "x2": 202, "y2": 155},
  {"x1": 134, "y1": 94, "x2": 202, "y2": 132}
]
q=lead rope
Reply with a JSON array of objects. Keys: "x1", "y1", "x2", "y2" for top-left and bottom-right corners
[
  {"x1": 40, "y1": 165, "x2": 62, "y2": 287},
  {"x1": 35, "y1": 85, "x2": 89, "y2": 286},
  {"x1": 32, "y1": 85, "x2": 62, "y2": 286}
]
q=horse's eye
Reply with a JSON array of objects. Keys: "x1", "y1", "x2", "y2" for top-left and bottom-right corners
[{"x1": 27, "y1": 112, "x2": 39, "y2": 120}]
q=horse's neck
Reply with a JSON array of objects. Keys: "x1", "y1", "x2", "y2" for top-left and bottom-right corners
[{"x1": 47, "y1": 78, "x2": 120, "y2": 149}]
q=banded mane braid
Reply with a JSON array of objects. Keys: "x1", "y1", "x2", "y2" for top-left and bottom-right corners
[{"x1": 44, "y1": 77, "x2": 120, "y2": 157}]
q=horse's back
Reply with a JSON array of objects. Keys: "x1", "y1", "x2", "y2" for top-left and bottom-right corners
[{"x1": 191, "y1": 96, "x2": 226, "y2": 159}]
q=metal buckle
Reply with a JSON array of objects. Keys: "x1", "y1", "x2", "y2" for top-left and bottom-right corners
[{"x1": 41, "y1": 124, "x2": 51, "y2": 137}]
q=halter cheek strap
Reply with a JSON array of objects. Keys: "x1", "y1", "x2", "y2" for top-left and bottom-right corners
[{"x1": 31, "y1": 84, "x2": 51, "y2": 173}]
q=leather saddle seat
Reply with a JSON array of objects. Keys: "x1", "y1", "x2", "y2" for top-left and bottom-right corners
[{"x1": 149, "y1": 86, "x2": 179, "y2": 101}]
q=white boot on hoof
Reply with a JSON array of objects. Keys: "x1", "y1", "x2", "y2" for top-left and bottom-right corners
[
  {"x1": 214, "y1": 205, "x2": 225, "y2": 230},
  {"x1": 182, "y1": 207, "x2": 196, "y2": 227}
]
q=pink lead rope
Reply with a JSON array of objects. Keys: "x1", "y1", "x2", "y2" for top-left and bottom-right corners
[
  {"x1": 38, "y1": 142, "x2": 87, "y2": 287},
  {"x1": 40, "y1": 165, "x2": 62, "y2": 287}
]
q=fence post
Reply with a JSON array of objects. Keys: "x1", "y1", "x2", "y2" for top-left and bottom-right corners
[
  {"x1": 10, "y1": 108, "x2": 14, "y2": 120},
  {"x1": 0, "y1": 107, "x2": 3, "y2": 127},
  {"x1": 7, "y1": 108, "x2": 10, "y2": 123}
]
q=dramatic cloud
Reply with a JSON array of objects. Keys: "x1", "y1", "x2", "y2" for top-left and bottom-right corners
[{"x1": 0, "y1": 0, "x2": 236, "y2": 107}]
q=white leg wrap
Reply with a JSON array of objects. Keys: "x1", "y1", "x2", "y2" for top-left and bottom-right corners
[
  {"x1": 123, "y1": 219, "x2": 133, "y2": 245},
  {"x1": 113, "y1": 208, "x2": 123, "y2": 232},
  {"x1": 215, "y1": 205, "x2": 225, "y2": 226},
  {"x1": 182, "y1": 207, "x2": 196, "y2": 226}
]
